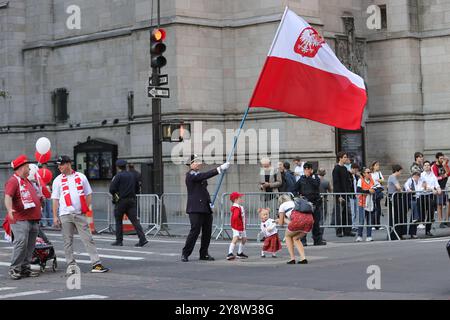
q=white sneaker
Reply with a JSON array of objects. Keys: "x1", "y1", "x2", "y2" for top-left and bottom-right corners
[
  {"x1": 355, "y1": 236, "x2": 363, "y2": 242},
  {"x1": 371, "y1": 227, "x2": 376, "y2": 230},
  {"x1": 366, "y1": 237, "x2": 373, "y2": 242},
  {"x1": 418, "y1": 224, "x2": 425, "y2": 229}
]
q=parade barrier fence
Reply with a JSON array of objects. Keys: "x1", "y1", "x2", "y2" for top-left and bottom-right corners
[
  {"x1": 390, "y1": 189, "x2": 450, "y2": 240},
  {"x1": 320, "y1": 192, "x2": 391, "y2": 239},
  {"x1": 136, "y1": 194, "x2": 160, "y2": 237},
  {"x1": 158, "y1": 193, "x2": 221, "y2": 237}
]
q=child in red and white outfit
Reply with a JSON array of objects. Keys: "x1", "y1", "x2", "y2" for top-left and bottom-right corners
[
  {"x1": 259, "y1": 208, "x2": 282, "y2": 258},
  {"x1": 227, "y1": 192, "x2": 248, "y2": 260}
]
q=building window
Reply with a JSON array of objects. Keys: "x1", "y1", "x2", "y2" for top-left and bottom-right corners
[
  {"x1": 379, "y1": 5, "x2": 387, "y2": 30},
  {"x1": 74, "y1": 138, "x2": 118, "y2": 180},
  {"x1": 52, "y1": 88, "x2": 69, "y2": 122}
]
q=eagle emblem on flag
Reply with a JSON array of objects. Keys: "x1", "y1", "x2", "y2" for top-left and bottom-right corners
[{"x1": 294, "y1": 27, "x2": 325, "y2": 58}]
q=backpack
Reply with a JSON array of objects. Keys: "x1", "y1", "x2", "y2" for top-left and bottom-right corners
[{"x1": 293, "y1": 196, "x2": 314, "y2": 213}]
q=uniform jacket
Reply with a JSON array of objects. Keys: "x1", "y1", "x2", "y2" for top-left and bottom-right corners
[{"x1": 186, "y1": 168, "x2": 219, "y2": 214}]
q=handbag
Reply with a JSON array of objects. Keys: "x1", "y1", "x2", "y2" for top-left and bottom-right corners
[{"x1": 293, "y1": 197, "x2": 314, "y2": 213}]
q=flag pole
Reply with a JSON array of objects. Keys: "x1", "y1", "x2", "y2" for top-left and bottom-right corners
[
  {"x1": 209, "y1": 7, "x2": 289, "y2": 208},
  {"x1": 210, "y1": 106, "x2": 250, "y2": 208}
]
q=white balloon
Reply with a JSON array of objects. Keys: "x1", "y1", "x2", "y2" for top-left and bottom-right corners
[
  {"x1": 28, "y1": 163, "x2": 39, "y2": 181},
  {"x1": 36, "y1": 137, "x2": 51, "y2": 154}
]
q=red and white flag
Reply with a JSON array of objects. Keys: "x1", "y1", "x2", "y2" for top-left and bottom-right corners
[
  {"x1": 249, "y1": 8, "x2": 367, "y2": 130},
  {"x1": 2, "y1": 217, "x2": 12, "y2": 243}
]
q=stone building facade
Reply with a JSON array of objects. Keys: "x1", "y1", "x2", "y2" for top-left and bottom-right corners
[{"x1": 0, "y1": 0, "x2": 449, "y2": 194}]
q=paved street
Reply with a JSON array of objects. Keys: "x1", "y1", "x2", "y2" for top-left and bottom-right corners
[{"x1": 0, "y1": 229, "x2": 449, "y2": 300}]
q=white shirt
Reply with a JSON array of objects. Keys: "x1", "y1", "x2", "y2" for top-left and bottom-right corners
[
  {"x1": 294, "y1": 163, "x2": 304, "y2": 182},
  {"x1": 260, "y1": 218, "x2": 278, "y2": 238},
  {"x1": 420, "y1": 171, "x2": 441, "y2": 194},
  {"x1": 279, "y1": 200, "x2": 295, "y2": 220},
  {"x1": 371, "y1": 171, "x2": 384, "y2": 188},
  {"x1": 404, "y1": 177, "x2": 424, "y2": 198},
  {"x1": 51, "y1": 172, "x2": 92, "y2": 216}
]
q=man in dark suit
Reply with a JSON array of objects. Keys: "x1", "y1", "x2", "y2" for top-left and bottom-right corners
[{"x1": 181, "y1": 155, "x2": 230, "y2": 262}]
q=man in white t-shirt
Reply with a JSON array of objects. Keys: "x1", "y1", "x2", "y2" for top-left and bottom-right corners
[
  {"x1": 52, "y1": 155, "x2": 109, "y2": 274},
  {"x1": 420, "y1": 161, "x2": 442, "y2": 236},
  {"x1": 293, "y1": 156, "x2": 304, "y2": 182}
]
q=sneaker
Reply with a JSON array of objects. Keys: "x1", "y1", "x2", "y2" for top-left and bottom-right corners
[
  {"x1": 271, "y1": 254, "x2": 277, "y2": 258},
  {"x1": 418, "y1": 224, "x2": 425, "y2": 229},
  {"x1": 366, "y1": 237, "x2": 373, "y2": 242},
  {"x1": 371, "y1": 227, "x2": 376, "y2": 230},
  {"x1": 236, "y1": 252, "x2": 248, "y2": 259},
  {"x1": 412, "y1": 219, "x2": 418, "y2": 223},
  {"x1": 91, "y1": 264, "x2": 109, "y2": 273},
  {"x1": 411, "y1": 235, "x2": 418, "y2": 239},
  {"x1": 9, "y1": 269, "x2": 22, "y2": 280},
  {"x1": 226, "y1": 253, "x2": 236, "y2": 260},
  {"x1": 261, "y1": 253, "x2": 266, "y2": 258},
  {"x1": 21, "y1": 269, "x2": 40, "y2": 277},
  {"x1": 355, "y1": 236, "x2": 363, "y2": 242}
]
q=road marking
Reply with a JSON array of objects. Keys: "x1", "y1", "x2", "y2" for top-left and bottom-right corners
[
  {"x1": 0, "y1": 290, "x2": 50, "y2": 299},
  {"x1": 57, "y1": 294, "x2": 109, "y2": 300},
  {"x1": 96, "y1": 247, "x2": 179, "y2": 256},
  {"x1": 0, "y1": 287, "x2": 16, "y2": 291},
  {"x1": 0, "y1": 262, "x2": 10, "y2": 267},
  {"x1": 73, "y1": 252, "x2": 144, "y2": 261},
  {"x1": 418, "y1": 238, "x2": 450, "y2": 243}
]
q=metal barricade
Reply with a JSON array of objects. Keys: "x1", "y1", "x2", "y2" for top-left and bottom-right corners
[
  {"x1": 320, "y1": 192, "x2": 391, "y2": 239},
  {"x1": 390, "y1": 189, "x2": 450, "y2": 240},
  {"x1": 216, "y1": 192, "x2": 293, "y2": 240},
  {"x1": 137, "y1": 194, "x2": 160, "y2": 237},
  {"x1": 159, "y1": 193, "x2": 221, "y2": 237}
]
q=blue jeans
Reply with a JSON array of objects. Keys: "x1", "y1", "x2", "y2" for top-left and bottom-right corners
[
  {"x1": 349, "y1": 198, "x2": 358, "y2": 227},
  {"x1": 358, "y1": 207, "x2": 372, "y2": 237},
  {"x1": 41, "y1": 199, "x2": 53, "y2": 226},
  {"x1": 411, "y1": 199, "x2": 420, "y2": 221}
]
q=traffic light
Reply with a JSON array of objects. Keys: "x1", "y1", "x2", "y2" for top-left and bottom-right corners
[{"x1": 150, "y1": 28, "x2": 166, "y2": 68}]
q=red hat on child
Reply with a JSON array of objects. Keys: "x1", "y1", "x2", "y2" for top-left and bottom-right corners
[
  {"x1": 11, "y1": 155, "x2": 29, "y2": 170},
  {"x1": 230, "y1": 192, "x2": 244, "y2": 202}
]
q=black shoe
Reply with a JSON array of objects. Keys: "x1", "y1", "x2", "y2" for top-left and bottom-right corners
[
  {"x1": 336, "y1": 233, "x2": 344, "y2": 238},
  {"x1": 226, "y1": 253, "x2": 236, "y2": 260},
  {"x1": 314, "y1": 240, "x2": 327, "y2": 246},
  {"x1": 111, "y1": 241, "x2": 123, "y2": 246},
  {"x1": 287, "y1": 259, "x2": 296, "y2": 264},
  {"x1": 181, "y1": 256, "x2": 189, "y2": 262},
  {"x1": 297, "y1": 259, "x2": 308, "y2": 264},
  {"x1": 425, "y1": 231, "x2": 434, "y2": 237},
  {"x1": 135, "y1": 240, "x2": 149, "y2": 247},
  {"x1": 199, "y1": 255, "x2": 215, "y2": 261},
  {"x1": 236, "y1": 252, "x2": 248, "y2": 259}
]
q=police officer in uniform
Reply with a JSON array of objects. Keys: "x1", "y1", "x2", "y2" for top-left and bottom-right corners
[
  {"x1": 110, "y1": 159, "x2": 148, "y2": 247},
  {"x1": 181, "y1": 154, "x2": 230, "y2": 262},
  {"x1": 294, "y1": 162, "x2": 327, "y2": 246}
]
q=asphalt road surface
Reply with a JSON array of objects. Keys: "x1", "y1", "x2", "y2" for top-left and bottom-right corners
[{"x1": 0, "y1": 230, "x2": 449, "y2": 300}]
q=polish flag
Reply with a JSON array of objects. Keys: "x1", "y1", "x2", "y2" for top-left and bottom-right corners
[
  {"x1": 249, "y1": 8, "x2": 367, "y2": 130},
  {"x1": 2, "y1": 217, "x2": 12, "y2": 243}
]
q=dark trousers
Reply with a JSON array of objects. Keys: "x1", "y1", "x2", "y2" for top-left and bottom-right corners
[
  {"x1": 182, "y1": 213, "x2": 213, "y2": 258},
  {"x1": 312, "y1": 204, "x2": 324, "y2": 243},
  {"x1": 389, "y1": 195, "x2": 407, "y2": 240},
  {"x1": 114, "y1": 198, "x2": 146, "y2": 243},
  {"x1": 419, "y1": 194, "x2": 435, "y2": 233},
  {"x1": 372, "y1": 195, "x2": 383, "y2": 228},
  {"x1": 335, "y1": 197, "x2": 352, "y2": 235}
]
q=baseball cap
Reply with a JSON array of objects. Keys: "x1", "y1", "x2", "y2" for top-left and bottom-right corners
[
  {"x1": 116, "y1": 159, "x2": 127, "y2": 167},
  {"x1": 56, "y1": 155, "x2": 72, "y2": 165},
  {"x1": 230, "y1": 192, "x2": 244, "y2": 202}
]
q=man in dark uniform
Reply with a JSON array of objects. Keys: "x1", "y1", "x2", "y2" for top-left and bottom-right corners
[
  {"x1": 295, "y1": 162, "x2": 327, "y2": 246},
  {"x1": 110, "y1": 159, "x2": 148, "y2": 247},
  {"x1": 181, "y1": 154, "x2": 230, "y2": 262}
]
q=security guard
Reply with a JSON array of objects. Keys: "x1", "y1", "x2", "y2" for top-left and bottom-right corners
[
  {"x1": 110, "y1": 159, "x2": 148, "y2": 247},
  {"x1": 181, "y1": 154, "x2": 230, "y2": 262}
]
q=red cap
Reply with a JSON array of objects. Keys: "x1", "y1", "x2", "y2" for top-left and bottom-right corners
[
  {"x1": 230, "y1": 192, "x2": 244, "y2": 202},
  {"x1": 11, "y1": 155, "x2": 29, "y2": 170}
]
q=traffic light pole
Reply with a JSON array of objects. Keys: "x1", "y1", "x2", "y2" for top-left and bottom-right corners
[{"x1": 151, "y1": 70, "x2": 163, "y2": 196}]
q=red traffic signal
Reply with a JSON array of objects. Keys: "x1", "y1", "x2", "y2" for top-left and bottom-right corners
[{"x1": 151, "y1": 28, "x2": 167, "y2": 68}]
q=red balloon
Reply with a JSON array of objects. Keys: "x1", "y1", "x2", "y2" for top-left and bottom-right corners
[
  {"x1": 38, "y1": 168, "x2": 53, "y2": 185},
  {"x1": 35, "y1": 150, "x2": 51, "y2": 164}
]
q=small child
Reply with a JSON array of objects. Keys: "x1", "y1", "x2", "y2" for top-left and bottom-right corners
[
  {"x1": 227, "y1": 192, "x2": 248, "y2": 260},
  {"x1": 259, "y1": 208, "x2": 282, "y2": 258}
]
